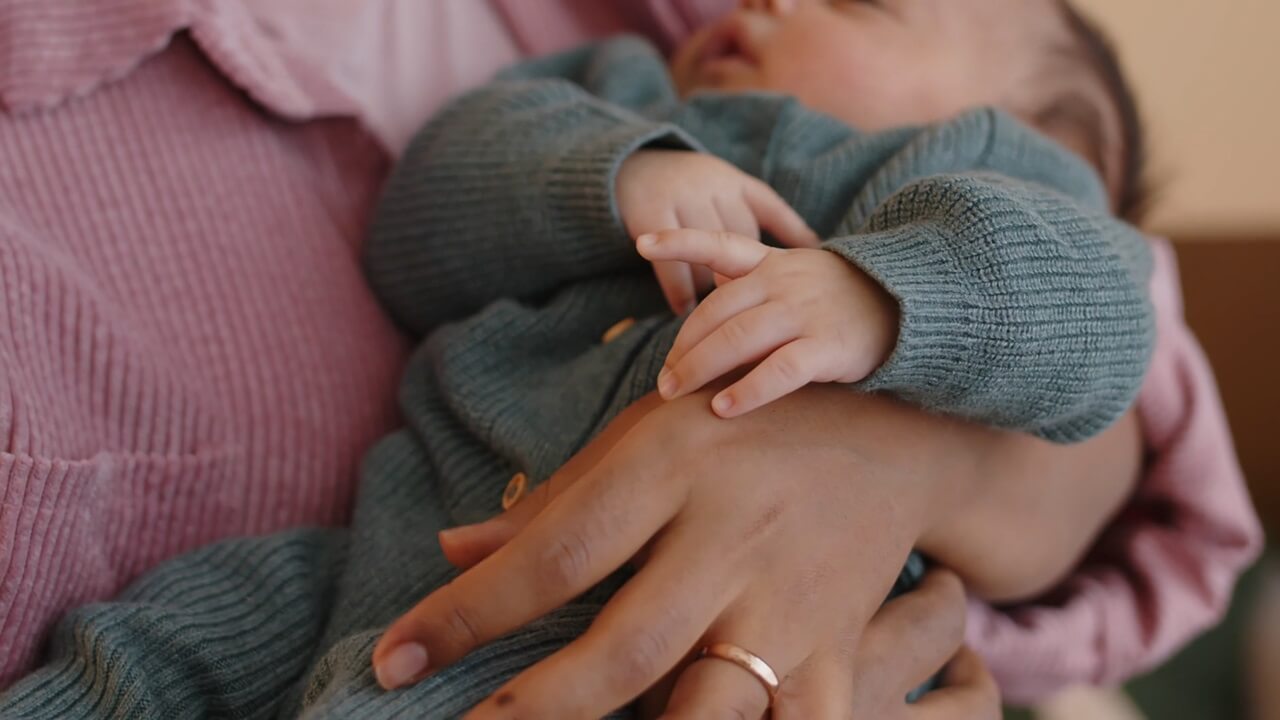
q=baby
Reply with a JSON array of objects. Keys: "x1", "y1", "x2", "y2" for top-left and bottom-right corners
[
  {"x1": 632, "y1": 0, "x2": 1151, "y2": 421},
  {"x1": 0, "y1": 1, "x2": 1160, "y2": 718}
]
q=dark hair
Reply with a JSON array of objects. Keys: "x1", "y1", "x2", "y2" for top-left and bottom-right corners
[{"x1": 1047, "y1": 2, "x2": 1150, "y2": 223}]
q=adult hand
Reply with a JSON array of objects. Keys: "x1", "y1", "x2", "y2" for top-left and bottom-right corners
[
  {"x1": 372, "y1": 387, "x2": 978, "y2": 719},
  {"x1": 767, "y1": 569, "x2": 1000, "y2": 720}
]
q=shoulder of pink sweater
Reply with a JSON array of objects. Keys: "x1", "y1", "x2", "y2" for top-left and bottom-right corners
[
  {"x1": 0, "y1": 6, "x2": 406, "y2": 687},
  {"x1": 966, "y1": 237, "x2": 1264, "y2": 705}
]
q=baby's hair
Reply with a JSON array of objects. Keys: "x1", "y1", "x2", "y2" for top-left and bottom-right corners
[{"x1": 1040, "y1": 2, "x2": 1150, "y2": 223}]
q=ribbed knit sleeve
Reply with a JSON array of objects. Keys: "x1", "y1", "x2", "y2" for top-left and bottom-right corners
[
  {"x1": 371, "y1": 37, "x2": 1154, "y2": 440},
  {"x1": 827, "y1": 175, "x2": 1153, "y2": 442},
  {"x1": 365, "y1": 41, "x2": 696, "y2": 339},
  {"x1": 741, "y1": 103, "x2": 1154, "y2": 442}
]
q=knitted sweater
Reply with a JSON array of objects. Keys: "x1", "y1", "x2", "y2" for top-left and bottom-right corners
[
  {"x1": 0, "y1": 38, "x2": 1153, "y2": 718},
  {"x1": 370, "y1": 37, "x2": 1154, "y2": 442}
]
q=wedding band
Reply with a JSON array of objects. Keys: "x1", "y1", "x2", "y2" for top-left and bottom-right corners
[{"x1": 698, "y1": 643, "x2": 780, "y2": 703}]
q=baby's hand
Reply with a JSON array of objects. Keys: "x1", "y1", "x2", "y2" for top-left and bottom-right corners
[
  {"x1": 637, "y1": 228, "x2": 899, "y2": 418},
  {"x1": 616, "y1": 149, "x2": 818, "y2": 314}
]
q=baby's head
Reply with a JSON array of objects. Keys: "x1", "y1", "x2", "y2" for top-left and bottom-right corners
[{"x1": 671, "y1": 0, "x2": 1146, "y2": 220}]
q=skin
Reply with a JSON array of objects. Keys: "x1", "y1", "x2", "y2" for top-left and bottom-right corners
[
  {"x1": 638, "y1": 228, "x2": 899, "y2": 419},
  {"x1": 671, "y1": 0, "x2": 1071, "y2": 135},
  {"x1": 370, "y1": 1, "x2": 1143, "y2": 716},
  {"x1": 371, "y1": 387, "x2": 1139, "y2": 719}
]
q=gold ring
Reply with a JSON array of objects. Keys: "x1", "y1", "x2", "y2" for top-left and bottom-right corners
[{"x1": 698, "y1": 642, "x2": 780, "y2": 704}]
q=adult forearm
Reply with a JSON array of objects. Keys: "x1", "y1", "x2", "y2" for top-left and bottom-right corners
[
  {"x1": 917, "y1": 410, "x2": 1142, "y2": 602},
  {"x1": 685, "y1": 384, "x2": 1143, "y2": 603},
  {"x1": 582, "y1": 384, "x2": 1141, "y2": 605}
]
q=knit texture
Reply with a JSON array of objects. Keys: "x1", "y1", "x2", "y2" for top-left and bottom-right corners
[
  {"x1": 0, "y1": 11, "x2": 408, "y2": 689},
  {"x1": 372, "y1": 37, "x2": 1154, "y2": 441},
  {"x1": 1, "y1": 36, "x2": 1154, "y2": 717}
]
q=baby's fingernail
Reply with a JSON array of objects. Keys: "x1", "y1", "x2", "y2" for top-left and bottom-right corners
[
  {"x1": 637, "y1": 234, "x2": 656, "y2": 248},
  {"x1": 375, "y1": 643, "x2": 429, "y2": 690},
  {"x1": 712, "y1": 393, "x2": 734, "y2": 415},
  {"x1": 657, "y1": 368, "x2": 678, "y2": 398}
]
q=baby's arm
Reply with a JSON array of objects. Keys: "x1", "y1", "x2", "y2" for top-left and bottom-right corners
[
  {"x1": 365, "y1": 43, "x2": 700, "y2": 338},
  {"x1": 647, "y1": 103, "x2": 1154, "y2": 442}
]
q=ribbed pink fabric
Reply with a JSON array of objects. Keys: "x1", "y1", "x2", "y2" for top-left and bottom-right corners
[{"x1": 0, "y1": 0, "x2": 407, "y2": 688}]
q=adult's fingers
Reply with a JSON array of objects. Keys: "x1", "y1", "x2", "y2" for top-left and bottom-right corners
[
  {"x1": 908, "y1": 648, "x2": 1000, "y2": 720},
  {"x1": 373, "y1": 450, "x2": 682, "y2": 689},
  {"x1": 461, "y1": 530, "x2": 732, "y2": 720},
  {"x1": 770, "y1": 647, "x2": 856, "y2": 720},
  {"x1": 660, "y1": 303, "x2": 797, "y2": 401},
  {"x1": 743, "y1": 178, "x2": 819, "y2": 249},
  {"x1": 660, "y1": 655, "x2": 771, "y2": 720},
  {"x1": 637, "y1": 228, "x2": 773, "y2": 279},
  {"x1": 856, "y1": 568, "x2": 968, "y2": 698}
]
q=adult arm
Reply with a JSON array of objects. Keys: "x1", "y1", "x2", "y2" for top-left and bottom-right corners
[{"x1": 965, "y1": 239, "x2": 1264, "y2": 704}]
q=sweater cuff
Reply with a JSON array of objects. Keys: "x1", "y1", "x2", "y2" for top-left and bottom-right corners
[
  {"x1": 543, "y1": 108, "x2": 701, "y2": 264},
  {"x1": 825, "y1": 227, "x2": 983, "y2": 400},
  {"x1": 824, "y1": 224, "x2": 1092, "y2": 440}
]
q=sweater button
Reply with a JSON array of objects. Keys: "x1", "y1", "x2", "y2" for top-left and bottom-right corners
[
  {"x1": 602, "y1": 317, "x2": 636, "y2": 343},
  {"x1": 502, "y1": 472, "x2": 528, "y2": 510}
]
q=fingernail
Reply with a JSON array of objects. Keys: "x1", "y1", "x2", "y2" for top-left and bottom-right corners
[
  {"x1": 683, "y1": 300, "x2": 696, "y2": 315},
  {"x1": 712, "y1": 393, "x2": 734, "y2": 415},
  {"x1": 375, "y1": 643, "x2": 429, "y2": 689},
  {"x1": 636, "y1": 233, "x2": 656, "y2": 248},
  {"x1": 438, "y1": 524, "x2": 479, "y2": 545},
  {"x1": 657, "y1": 368, "x2": 678, "y2": 398}
]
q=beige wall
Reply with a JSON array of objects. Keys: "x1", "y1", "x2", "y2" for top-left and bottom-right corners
[{"x1": 1073, "y1": 0, "x2": 1280, "y2": 236}]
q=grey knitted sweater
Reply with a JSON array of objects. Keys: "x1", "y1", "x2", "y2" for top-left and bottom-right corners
[{"x1": 0, "y1": 38, "x2": 1151, "y2": 719}]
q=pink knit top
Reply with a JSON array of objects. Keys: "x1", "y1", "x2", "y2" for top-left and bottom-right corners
[{"x1": 0, "y1": 0, "x2": 1262, "y2": 702}]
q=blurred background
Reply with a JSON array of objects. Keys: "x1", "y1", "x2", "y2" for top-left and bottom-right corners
[{"x1": 1020, "y1": 1, "x2": 1279, "y2": 718}]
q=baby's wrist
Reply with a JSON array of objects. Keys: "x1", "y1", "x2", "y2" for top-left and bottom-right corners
[{"x1": 829, "y1": 256, "x2": 899, "y2": 382}]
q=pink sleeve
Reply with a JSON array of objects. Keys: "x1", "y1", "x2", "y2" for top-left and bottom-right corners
[{"x1": 966, "y1": 238, "x2": 1264, "y2": 704}]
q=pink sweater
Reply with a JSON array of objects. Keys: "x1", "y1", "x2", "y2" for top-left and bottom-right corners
[{"x1": 0, "y1": 0, "x2": 1262, "y2": 701}]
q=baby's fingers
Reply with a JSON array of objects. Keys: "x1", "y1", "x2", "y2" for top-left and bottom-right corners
[
  {"x1": 711, "y1": 339, "x2": 823, "y2": 418},
  {"x1": 664, "y1": 277, "x2": 766, "y2": 374},
  {"x1": 658, "y1": 303, "x2": 796, "y2": 401},
  {"x1": 653, "y1": 260, "x2": 698, "y2": 315},
  {"x1": 743, "y1": 179, "x2": 820, "y2": 249},
  {"x1": 637, "y1": 229, "x2": 771, "y2": 280}
]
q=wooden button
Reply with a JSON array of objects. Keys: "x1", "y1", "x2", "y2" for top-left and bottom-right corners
[
  {"x1": 601, "y1": 317, "x2": 636, "y2": 344},
  {"x1": 502, "y1": 472, "x2": 527, "y2": 510}
]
